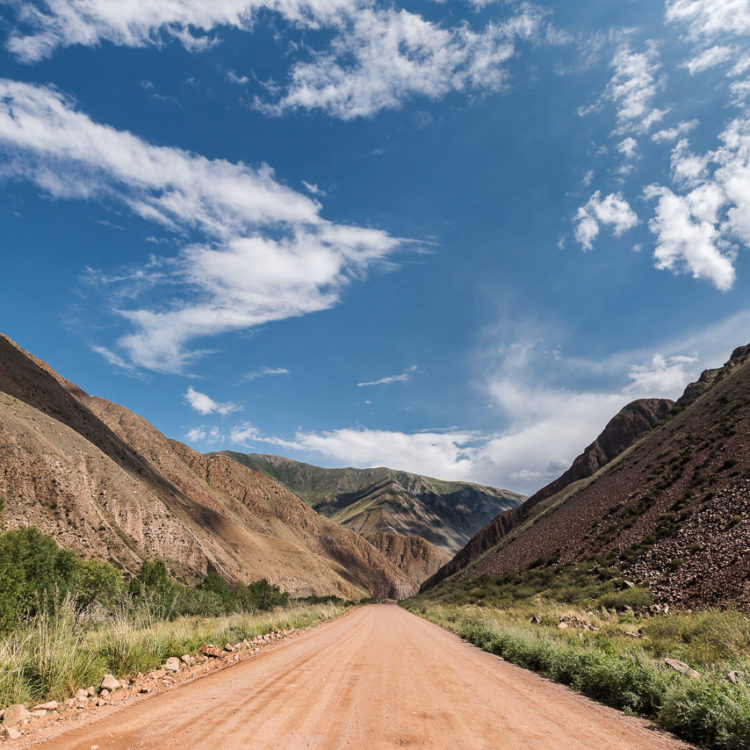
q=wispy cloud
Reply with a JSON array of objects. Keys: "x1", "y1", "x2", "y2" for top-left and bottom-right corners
[
  {"x1": 257, "y1": 5, "x2": 546, "y2": 119},
  {"x1": 0, "y1": 79, "x2": 402, "y2": 372},
  {"x1": 606, "y1": 45, "x2": 669, "y2": 136},
  {"x1": 357, "y1": 365, "x2": 418, "y2": 387},
  {"x1": 184, "y1": 386, "x2": 240, "y2": 415},
  {"x1": 242, "y1": 366, "x2": 290, "y2": 382}
]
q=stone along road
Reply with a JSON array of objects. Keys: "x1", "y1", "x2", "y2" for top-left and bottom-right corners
[{"x1": 27, "y1": 605, "x2": 691, "y2": 749}]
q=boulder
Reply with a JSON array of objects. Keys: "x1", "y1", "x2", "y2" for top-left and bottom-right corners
[
  {"x1": 664, "y1": 658, "x2": 700, "y2": 679},
  {"x1": 164, "y1": 657, "x2": 181, "y2": 673},
  {"x1": 2, "y1": 704, "x2": 30, "y2": 726},
  {"x1": 100, "y1": 673, "x2": 120, "y2": 692},
  {"x1": 2, "y1": 726, "x2": 22, "y2": 740},
  {"x1": 200, "y1": 644, "x2": 223, "y2": 658}
]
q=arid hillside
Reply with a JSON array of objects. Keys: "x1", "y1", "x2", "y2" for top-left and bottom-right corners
[
  {"x1": 0, "y1": 334, "x2": 413, "y2": 599},
  {"x1": 363, "y1": 532, "x2": 450, "y2": 583},
  {"x1": 217, "y1": 452, "x2": 524, "y2": 554},
  {"x1": 424, "y1": 398, "x2": 674, "y2": 588},
  {"x1": 424, "y1": 346, "x2": 750, "y2": 609}
]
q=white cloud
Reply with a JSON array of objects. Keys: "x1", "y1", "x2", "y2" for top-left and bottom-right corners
[
  {"x1": 645, "y1": 185, "x2": 735, "y2": 291},
  {"x1": 665, "y1": 0, "x2": 750, "y2": 41},
  {"x1": 0, "y1": 79, "x2": 402, "y2": 372},
  {"x1": 7, "y1": 1, "x2": 552, "y2": 119},
  {"x1": 185, "y1": 425, "x2": 222, "y2": 443},
  {"x1": 258, "y1": 5, "x2": 545, "y2": 119},
  {"x1": 682, "y1": 44, "x2": 735, "y2": 75},
  {"x1": 242, "y1": 366, "x2": 290, "y2": 381},
  {"x1": 606, "y1": 46, "x2": 668, "y2": 135},
  {"x1": 184, "y1": 386, "x2": 240, "y2": 415},
  {"x1": 357, "y1": 365, "x2": 418, "y2": 387},
  {"x1": 5, "y1": 0, "x2": 356, "y2": 62},
  {"x1": 643, "y1": 116, "x2": 750, "y2": 290},
  {"x1": 625, "y1": 353, "x2": 699, "y2": 395},
  {"x1": 574, "y1": 191, "x2": 639, "y2": 250},
  {"x1": 651, "y1": 119, "x2": 698, "y2": 143},
  {"x1": 617, "y1": 136, "x2": 638, "y2": 159}
]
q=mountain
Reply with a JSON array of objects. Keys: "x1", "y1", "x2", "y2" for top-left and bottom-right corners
[
  {"x1": 422, "y1": 345, "x2": 750, "y2": 610},
  {"x1": 215, "y1": 452, "x2": 524, "y2": 554},
  {"x1": 0, "y1": 334, "x2": 412, "y2": 599},
  {"x1": 424, "y1": 398, "x2": 674, "y2": 588}
]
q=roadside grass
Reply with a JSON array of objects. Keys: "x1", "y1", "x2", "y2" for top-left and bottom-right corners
[
  {"x1": 0, "y1": 600, "x2": 347, "y2": 709},
  {"x1": 402, "y1": 571, "x2": 750, "y2": 750}
]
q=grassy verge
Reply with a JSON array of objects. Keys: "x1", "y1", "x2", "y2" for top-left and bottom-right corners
[
  {"x1": 402, "y1": 569, "x2": 750, "y2": 750},
  {"x1": 0, "y1": 601, "x2": 347, "y2": 710}
]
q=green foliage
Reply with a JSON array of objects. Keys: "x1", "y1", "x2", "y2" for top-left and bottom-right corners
[
  {"x1": 404, "y1": 567, "x2": 750, "y2": 750},
  {"x1": 599, "y1": 586, "x2": 654, "y2": 612},
  {"x1": 0, "y1": 527, "x2": 291, "y2": 634}
]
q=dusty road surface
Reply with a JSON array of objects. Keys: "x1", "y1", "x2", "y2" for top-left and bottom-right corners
[{"x1": 29, "y1": 605, "x2": 691, "y2": 750}]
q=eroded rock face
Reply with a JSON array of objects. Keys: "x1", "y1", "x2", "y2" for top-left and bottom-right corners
[
  {"x1": 363, "y1": 533, "x2": 450, "y2": 587},
  {"x1": 0, "y1": 333, "x2": 410, "y2": 600}
]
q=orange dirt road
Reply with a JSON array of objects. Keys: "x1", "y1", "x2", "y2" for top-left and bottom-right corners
[{"x1": 31, "y1": 605, "x2": 692, "y2": 750}]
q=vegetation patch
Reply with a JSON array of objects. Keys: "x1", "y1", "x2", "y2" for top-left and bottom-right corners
[
  {"x1": 403, "y1": 569, "x2": 750, "y2": 750},
  {"x1": 0, "y1": 527, "x2": 356, "y2": 709}
]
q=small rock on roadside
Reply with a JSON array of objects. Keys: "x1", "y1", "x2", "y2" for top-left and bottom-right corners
[
  {"x1": 199, "y1": 644, "x2": 223, "y2": 658},
  {"x1": 2, "y1": 726, "x2": 22, "y2": 740},
  {"x1": 100, "y1": 673, "x2": 120, "y2": 692},
  {"x1": 32, "y1": 701, "x2": 58, "y2": 712},
  {"x1": 164, "y1": 657, "x2": 181, "y2": 673},
  {"x1": 2, "y1": 704, "x2": 30, "y2": 726}
]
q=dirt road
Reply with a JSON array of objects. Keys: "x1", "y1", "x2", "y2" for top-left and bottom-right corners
[{"x1": 29, "y1": 605, "x2": 691, "y2": 749}]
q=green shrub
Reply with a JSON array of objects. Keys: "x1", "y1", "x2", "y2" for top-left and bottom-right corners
[{"x1": 599, "y1": 586, "x2": 653, "y2": 611}]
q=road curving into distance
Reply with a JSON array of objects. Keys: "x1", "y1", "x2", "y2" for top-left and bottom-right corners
[{"x1": 27, "y1": 604, "x2": 692, "y2": 749}]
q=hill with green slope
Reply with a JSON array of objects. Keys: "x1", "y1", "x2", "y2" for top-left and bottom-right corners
[{"x1": 216, "y1": 453, "x2": 524, "y2": 554}]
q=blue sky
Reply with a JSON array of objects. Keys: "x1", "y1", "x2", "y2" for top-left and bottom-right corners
[{"x1": 2, "y1": 0, "x2": 750, "y2": 494}]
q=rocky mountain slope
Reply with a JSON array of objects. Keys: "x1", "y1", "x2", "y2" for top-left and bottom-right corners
[
  {"x1": 216, "y1": 453, "x2": 524, "y2": 554},
  {"x1": 363, "y1": 532, "x2": 450, "y2": 583},
  {"x1": 424, "y1": 398, "x2": 674, "y2": 588},
  {"x1": 0, "y1": 334, "x2": 412, "y2": 599},
  {"x1": 423, "y1": 346, "x2": 750, "y2": 610}
]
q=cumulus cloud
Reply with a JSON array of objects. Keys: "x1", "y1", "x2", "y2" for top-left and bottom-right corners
[
  {"x1": 357, "y1": 365, "x2": 418, "y2": 387},
  {"x1": 185, "y1": 425, "x2": 222, "y2": 443},
  {"x1": 643, "y1": 116, "x2": 750, "y2": 291},
  {"x1": 258, "y1": 5, "x2": 544, "y2": 119},
  {"x1": 574, "y1": 191, "x2": 639, "y2": 250},
  {"x1": 0, "y1": 79, "x2": 402, "y2": 372},
  {"x1": 184, "y1": 386, "x2": 240, "y2": 415}
]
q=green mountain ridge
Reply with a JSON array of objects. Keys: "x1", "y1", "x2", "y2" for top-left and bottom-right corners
[{"x1": 215, "y1": 452, "x2": 524, "y2": 554}]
